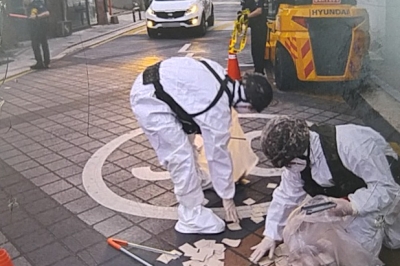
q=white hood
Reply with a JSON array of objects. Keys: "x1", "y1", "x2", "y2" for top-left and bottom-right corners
[{"x1": 150, "y1": 0, "x2": 197, "y2": 12}]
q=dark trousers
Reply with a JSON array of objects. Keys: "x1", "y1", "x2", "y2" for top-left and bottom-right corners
[
  {"x1": 31, "y1": 26, "x2": 50, "y2": 66},
  {"x1": 250, "y1": 22, "x2": 267, "y2": 74}
]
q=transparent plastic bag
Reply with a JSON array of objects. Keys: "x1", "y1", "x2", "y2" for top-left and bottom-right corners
[{"x1": 282, "y1": 196, "x2": 384, "y2": 266}]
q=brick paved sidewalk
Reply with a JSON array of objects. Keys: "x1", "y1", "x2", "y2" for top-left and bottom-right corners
[{"x1": 0, "y1": 30, "x2": 398, "y2": 265}]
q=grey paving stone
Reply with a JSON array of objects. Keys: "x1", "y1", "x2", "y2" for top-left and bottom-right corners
[
  {"x1": 79, "y1": 140, "x2": 104, "y2": 151},
  {"x1": 68, "y1": 136, "x2": 93, "y2": 146},
  {"x1": 0, "y1": 208, "x2": 30, "y2": 227},
  {"x1": 66, "y1": 174, "x2": 83, "y2": 186},
  {"x1": 53, "y1": 187, "x2": 85, "y2": 205},
  {"x1": 102, "y1": 163, "x2": 121, "y2": 176},
  {"x1": 24, "y1": 197, "x2": 58, "y2": 215},
  {"x1": 17, "y1": 143, "x2": 45, "y2": 154},
  {"x1": 77, "y1": 242, "x2": 119, "y2": 266},
  {"x1": 309, "y1": 115, "x2": 330, "y2": 123},
  {"x1": 113, "y1": 156, "x2": 141, "y2": 169},
  {"x1": 26, "y1": 148, "x2": 53, "y2": 159},
  {"x1": 13, "y1": 228, "x2": 55, "y2": 253},
  {"x1": 78, "y1": 206, "x2": 116, "y2": 225},
  {"x1": 12, "y1": 160, "x2": 40, "y2": 172},
  {"x1": 35, "y1": 153, "x2": 63, "y2": 165},
  {"x1": 35, "y1": 205, "x2": 72, "y2": 226},
  {"x1": 117, "y1": 178, "x2": 149, "y2": 192},
  {"x1": 113, "y1": 226, "x2": 152, "y2": 245},
  {"x1": 109, "y1": 186, "x2": 127, "y2": 196},
  {"x1": 20, "y1": 166, "x2": 50, "y2": 180},
  {"x1": 58, "y1": 147, "x2": 86, "y2": 157},
  {"x1": 0, "y1": 148, "x2": 22, "y2": 160},
  {"x1": 4, "y1": 154, "x2": 31, "y2": 166},
  {"x1": 3, "y1": 217, "x2": 41, "y2": 239},
  {"x1": 5, "y1": 181, "x2": 36, "y2": 195},
  {"x1": 48, "y1": 217, "x2": 87, "y2": 239},
  {"x1": 31, "y1": 172, "x2": 60, "y2": 186},
  {"x1": 134, "y1": 184, "x2": 166, "y2": 201},
  {"x1": 107, "y1": 150, "x2": 129, "y2": 162},
  {"x1": 0, "y1": 174, "x2": 25, "y2": 188},
  {"x1": 62, "y1": 229, "x2": 103, "y2": 253},
  {"x1": 155, "y1": 180, "x2": 174, "y2": 191},
  {"x1": 12, "y1": 257, "x2": 32, "y2": 266},
  {"x1": 44, "y1": 158, "x2": 74, "y2": 172},
  {"x1": 139, "y1": 218, "x2": 176, "y2": 235},
  {"x1": 103, "y1": 169, "x2": 131, "y2": 185},
  {"x1": 135, "y1": 149, "x2": 157, "y2": 161},
  {"x1": 68, "y1": 152, "x2": 92, "y2": 164},
  {"x1": 54, "y1": 165, "x2": 83, "y2": 178},
  {"x1": 26, "y1": 242, "x2": 70, "y2": 266},
  {"x1": 0, "y1": 231, "x2": 6, "y2": 245},
  {"x1": 148, "y1": 192, "x2": 177, "y2": 207},
  {"x1": 2, "y1": 242, "x2": 20, "y2": 259},
  {"x1": 52, "y1": 256, "x2": 88, "y2": 266},
  {"x1": 14, "y1": 188, "x2": 47, "y2": 206},
  {"x1": 93, "y1": 215, "x2": 133, "y2": 237},
  {"x1": 40, "y1": 180, "x2": 73, "y2": 195},
  {"x1": 120, "y1": 143, "x2": 147, "y2": 154}
]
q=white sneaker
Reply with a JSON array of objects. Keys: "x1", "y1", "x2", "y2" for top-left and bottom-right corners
[{"x1": 175, "y1": 205, "x2": 225, "y2": 234}]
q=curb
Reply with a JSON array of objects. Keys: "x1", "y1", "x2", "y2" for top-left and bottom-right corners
[
  {"x1": 1, "y1": 21, "x2": 145, "y2": 82},
  {"x1": 343, "y1": 76, "x2": 400, "y2": 143}
]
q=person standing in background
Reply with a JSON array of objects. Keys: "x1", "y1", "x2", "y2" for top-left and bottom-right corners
[
  {"x1": 239, "y1": 0, "x2": 268, "y2": 75},
  {"x1": 26, "y1": 0, "x2": 50, "y2": 69}
]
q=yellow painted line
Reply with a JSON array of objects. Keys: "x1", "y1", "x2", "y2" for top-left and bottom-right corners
[
  {"x1": 90, "y1": 25, "x2": 146, "y2": 49},
  {"x1": 390, "y1": 142, "x2": 400, "y2": 156},
  {"x1": 1, "y1": 69, "x2": 33, "y2": 83},
  {"x1": 124, "y1": 25, "x2": 147, "y2": 36}
]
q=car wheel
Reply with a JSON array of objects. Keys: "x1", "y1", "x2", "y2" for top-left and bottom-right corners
[
  {"x1": 147, "y1": 28, "x2": 158, "y2": 38},
  {"x1": 195, "y1": 14, "x2": 207, "y2": 37},
  {"x1": 274, "y1": 43, "x2": 298, "y2": 91},
  {"x1": 207, "y1": 5, "x2": 214, "y2": 27}
]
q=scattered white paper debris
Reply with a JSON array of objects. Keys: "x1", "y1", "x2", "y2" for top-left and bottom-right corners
[
  {"x1": 179, "y1": 243, "x2": 199, "y2": 257},
  {"x1": 202, "y1": 198, "x2": 209, "y2": 206},
  {"x1": 222, "y1": 238, "x2": 241, "y2": 248},
  {"x1": 243, "y1": 198, "x2": 256, "y2": 205},
  {"x1": 156, "y1": 254, "x2": 177, "y2": 264},
  {"x1": 258, "y1": 257, "x2": 274, "y2": 266},
  {"x1": 275, "y1": 257, "x2": 289, "y2": 266},
  {"x1": 210, "y1": 252, "x2": 225, "y2": 260},
  {"x1": 191, "y1": 250, "x2": 208, "y2": 262},
  {"x1": 207, "y1": 257, "x2": 224, "y2": 266},
  {"x1": 318, "y1": 252, "x2": 335, "y2": 265},
  {"x1": 240, "y1": 178, "x2": 250, "y2": 185},
  {"x1": 213, "y1": 243, "x2": 226, "y2": 252},
  {"x1": 267, "y1": 183, "x2": 278, "y2": 189},
  {"x1": 274, "y1": 244, "x2": 289, "y2": 257},
  {"x1": 194, "y1": 239, "x2": 216, "y2": 249},
  {"x1": 183, "y1": 261, "x2": 191, "y2": 266},
  {"x1": 251, "y1": 216, "x2": 265, "y2": 224},
  {"x1": 227, "y1": 222, "x2": 242, "y2": 231}
]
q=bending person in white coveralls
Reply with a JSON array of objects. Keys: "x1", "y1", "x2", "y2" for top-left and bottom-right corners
[
  {"x1": 250, "y1": 116, "x2": 400, "y2": 263},
  {"x1": 130, "y1": 57, "x2": 273, "y2": 234}
]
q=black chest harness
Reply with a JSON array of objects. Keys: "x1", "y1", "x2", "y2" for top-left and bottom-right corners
[
  {"x1": 301, "y1": 124, "x2": 400, "y2": 198},
  {"x1": 142, "y1": 60, "x2": 234, "y2": 135}
]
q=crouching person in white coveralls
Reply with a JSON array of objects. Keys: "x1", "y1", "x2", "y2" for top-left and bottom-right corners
[
  {"x1": 130, "y1": 57, "x2": 273, "y2": 234},
  {"x1": 249, "y1": 116, "x2": 400, "y2": 264}
]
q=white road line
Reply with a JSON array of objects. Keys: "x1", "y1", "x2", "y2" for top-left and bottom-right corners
[
  {"x1": 185, "y1": 53, "x2": 195, "y2": 57},
  {"x1": 178, "y1": 43, "x2": 192, "y2": 53}
]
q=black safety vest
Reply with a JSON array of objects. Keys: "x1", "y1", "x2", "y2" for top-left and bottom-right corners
[
  {"x1": 301, "y1": 124, "x2": 400, "y2": 198},
  {"x1": 142, "y1": 60, "x2": 233, "y2": 135}
]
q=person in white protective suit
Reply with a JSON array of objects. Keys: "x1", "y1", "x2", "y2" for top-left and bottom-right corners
[
  {"x1": 249, "y1": 116, "x2": 400, "y2": 264},
  {"x1": 130, "y1": 57, "x2": 273, "y2": 234}
]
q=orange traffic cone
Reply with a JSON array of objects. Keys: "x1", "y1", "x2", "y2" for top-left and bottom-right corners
[
  {"x1": 227, "y1": 52, "x2": 242, "y2": 80},
  {"x1": 0, "y1": 249, "x2": 14, "y2": 266}
]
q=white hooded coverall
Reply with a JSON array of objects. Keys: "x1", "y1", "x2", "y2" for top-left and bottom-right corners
[
  {"x1": 130, "y1": 57, "x2": 235, "y2": 233},
  {"x1": 264, "y1": 124, "x2": 400, "y2": 257}
]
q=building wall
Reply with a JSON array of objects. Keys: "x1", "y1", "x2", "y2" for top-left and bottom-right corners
[
  {"x1": 385, "y1": 0, "x2": 400, "y2": 63},
  {"x1": 357, "y1": 0, "x2": 386, "y2": 56}
]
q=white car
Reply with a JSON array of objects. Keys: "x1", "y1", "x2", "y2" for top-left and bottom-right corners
[{"x1": 145, "y1": 0, "x2": 214, "y2": 38}]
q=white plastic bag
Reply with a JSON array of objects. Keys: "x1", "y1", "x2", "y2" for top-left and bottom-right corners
[{"x1": 282, "y1": 196, "x2": 384, "y2": 266}]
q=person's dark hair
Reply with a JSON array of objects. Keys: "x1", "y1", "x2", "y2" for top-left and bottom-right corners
[{"x1": 243, "y1": 73, "x2": 273, "y2": 112}]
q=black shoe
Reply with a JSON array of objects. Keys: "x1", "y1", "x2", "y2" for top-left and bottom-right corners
[
  {"x1": 30, "y1": 63, "x2": 45, "y2": 70},
  {"x1": 44, "y1": 64, "x2": 50, "y2": 69}
]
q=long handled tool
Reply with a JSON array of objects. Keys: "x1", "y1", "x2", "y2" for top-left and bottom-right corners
[
  {"x1": 301, "y1": 201, "x2": 337, "y2": 215},
  {"x1": 107, "y1": 238, "x2": 180, "y2": 265}
]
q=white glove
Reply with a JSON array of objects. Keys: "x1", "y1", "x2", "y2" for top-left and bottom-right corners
[
  {"x1": 328, "y1": 197, "x2": 358, "y2": 217},
  {"x1": 249, "y1": 236, "x2": 276, "y2": 263},
  {"x1": 222, "y1": 199, "x2": 239, "y2": 223}
]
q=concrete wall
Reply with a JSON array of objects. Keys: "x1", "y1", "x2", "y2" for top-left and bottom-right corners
[
  {"x1": 357, "y1": 0, "x2": 386, "y2": 56},
  {"x1": 384, "y1": 0, "x2": 400, "y2": 64},
  {"x1": 112, "y1": 0, "x2": 146, "y2": 10}
]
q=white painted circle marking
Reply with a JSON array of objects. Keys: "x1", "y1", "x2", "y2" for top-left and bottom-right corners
[{"x1": 82, "y1": 113, "x2": 303, "y2": 220}]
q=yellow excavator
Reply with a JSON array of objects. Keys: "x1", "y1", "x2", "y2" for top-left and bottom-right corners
[{"x1": 264, "y1": 0, "x2": 370, "y2": 91}]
